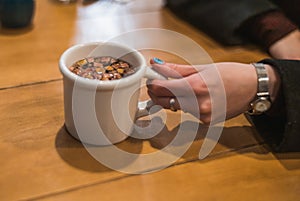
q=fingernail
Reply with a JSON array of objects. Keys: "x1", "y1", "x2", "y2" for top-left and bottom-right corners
[{"x1": 153, "y1": 57, "x2": 165, "y2": 64}]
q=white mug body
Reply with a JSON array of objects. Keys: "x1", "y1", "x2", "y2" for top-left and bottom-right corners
[{"x1": 59, "y1": 42, "x2": 147, "y2": 145}]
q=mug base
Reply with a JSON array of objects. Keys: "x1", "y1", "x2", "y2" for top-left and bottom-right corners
[{"x1": 63, "y1": 123, "x2": 129, "y2": 146}]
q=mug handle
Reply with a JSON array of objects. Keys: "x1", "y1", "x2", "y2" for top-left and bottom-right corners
[{"x1": 136, "y1": 67, "x2": 167, "y2": 119}]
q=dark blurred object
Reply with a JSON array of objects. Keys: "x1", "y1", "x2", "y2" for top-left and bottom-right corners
[
  {"x1": 82, "y1": 0, "x2": 98, "y2": 5},
  {"x1": 55, "y1": 0, "x2": 76, "y2": 3},
  {"x1": 166, "y1": 0, "x2": 277, "y2": 46},
  {"x1": 271, "y1": 0, "x2": 300, "y2": 26},
  {"x1": 0, "y1": 0, "x2": 35, "y2": 28},
  {"x1": 166, "y1": 0, "x2": 300, "y2": 48}
]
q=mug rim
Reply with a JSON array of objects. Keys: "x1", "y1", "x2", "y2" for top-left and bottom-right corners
[{"x1": 59, "y1": 41, "x2": 147, "y2": 89}]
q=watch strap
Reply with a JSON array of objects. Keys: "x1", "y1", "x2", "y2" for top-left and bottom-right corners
[
  {"x1": 252, "y1": 63, "x2": 270, "y2": 97},
  {"x1": 247, "y1": 63, "x2": 271, "y2": 115}
]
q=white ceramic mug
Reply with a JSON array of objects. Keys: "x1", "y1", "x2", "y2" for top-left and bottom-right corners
[{"x1": 59, "y1": 42, "x2": 165, "y2": 145}]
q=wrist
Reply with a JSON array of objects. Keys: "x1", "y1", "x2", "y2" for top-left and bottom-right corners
[
  {"x1": 265, "y1": 64, "x2": 281, "y2": 102},
  {"x1": 247, "y1": 63, "x2": 281, "y2": 115}
]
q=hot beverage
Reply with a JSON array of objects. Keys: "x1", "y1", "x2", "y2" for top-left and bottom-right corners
[{"x1": 68, "y1": 56, "x2": 137, "y2": 81}]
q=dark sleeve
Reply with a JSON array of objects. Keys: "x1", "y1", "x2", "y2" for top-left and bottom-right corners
[
  {"x1": 271, "y1": 0, "x2": 300, "y2": 26},
  {"x1": 166, "y1": 0, "x2": 278, "y2": 45},
  {"x1": 248, "y1": 59, "x2": 300, "y2": 152},
  {"x1": 239, "y1": 10, "x2": 298, "y2": 49}
]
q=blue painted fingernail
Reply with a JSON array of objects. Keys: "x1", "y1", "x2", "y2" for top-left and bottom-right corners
[{"x1": 153, "y1": 57, "x2": 165, "y2": 64}]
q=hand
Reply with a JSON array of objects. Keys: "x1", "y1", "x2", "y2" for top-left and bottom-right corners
[
  {"x1": 269, "y1": 29, "x2": 300, "y2": 60},
  {"x1": 147, "y1": 59, "x2": 280, "y2": 124}
]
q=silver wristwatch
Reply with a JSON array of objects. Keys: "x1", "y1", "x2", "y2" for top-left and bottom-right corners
[{"x1": 247, "y1": 63, "x2": 272, "y2": 115}]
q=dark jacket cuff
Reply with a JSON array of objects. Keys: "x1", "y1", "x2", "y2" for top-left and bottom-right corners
[{"x1": 249, "y1": 59, "x2": 300, "y2": 152}]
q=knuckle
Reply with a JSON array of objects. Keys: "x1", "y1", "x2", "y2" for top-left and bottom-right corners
[
  {"x1": 191, "y1": 80, "x2": 208, "y2": 95},
  {"x1": 200, "y1": 116, "x2": 211, "y2": 125},
  {"x1": 199, "y1": 100, "x2": 212, "y2": 114}
]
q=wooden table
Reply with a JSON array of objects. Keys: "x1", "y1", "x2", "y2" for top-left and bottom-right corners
[{"x1": 0, "y1": 1, "x2": 299, "y2": 200}]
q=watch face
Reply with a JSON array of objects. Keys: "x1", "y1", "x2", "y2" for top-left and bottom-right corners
[{"x1": 254, "y1": 99, "x2": 271, "y2": 112}]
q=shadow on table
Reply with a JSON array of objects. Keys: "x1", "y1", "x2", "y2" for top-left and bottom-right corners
[
  {"x1": 273, "y1": 152, "x2": 300, "y2": 170},
  {"x1": 0, "y1": 25, "x2": 34, "y2": 35},
  {"x1": 55, "y1": 125, "x2": 143, "y2": 172},
  {"x1": 145, "y1": 119, "x2": 300, "y2": 171},
  {"x1": 55, "y1": 117, "x2": 300, "y2": 173}
]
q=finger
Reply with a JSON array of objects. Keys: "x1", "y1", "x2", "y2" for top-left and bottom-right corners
[
  {"x1": 147, "y1": 78, "x2": 194, "y2": 97},
  {"x1": 150, "y1": 58, "x2": 202, "y2": 78},
  {"x1": 147, "y1": 72, "x2": 206, "y2": 97},
  {"x1": 148, "y1": 91, "x2": 211, "y2": 119},
  {"x1": 148, "y1": 92, "x2": 212, "y2": 124},
  {"x1": 148, "y1": 91, "x2": 180, "y2": 111}
]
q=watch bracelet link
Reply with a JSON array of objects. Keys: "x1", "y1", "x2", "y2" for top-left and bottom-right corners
[
  {"x1": 254, "y1": 63, "x2": 269, "y2": 96},
  {"x1": 247, "y1": 63, "x2": 272, "y2": 115}
]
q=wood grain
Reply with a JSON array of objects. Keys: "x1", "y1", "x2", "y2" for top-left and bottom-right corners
[
  {"x1": 0, "y1": 80, "x2": 261, "y2": 200},
  {"x1": 0, "y1": 1, "x2": 268, "y2": 89},
  {"x1": 0, "y1": 1, "x2": 298, "y2": 201},
  {"x1": 33, "y1": 146, "x2": 300, "y2": 201}
]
